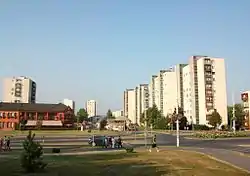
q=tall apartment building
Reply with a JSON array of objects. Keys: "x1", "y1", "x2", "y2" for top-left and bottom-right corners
[
  {"x1": 123, "y1": 89, "x2": 136, "y2": 123},
  {"x1": 183, "y1": 56, "x2": 228, "y2": 125},
  {"x1": 148, "y1": 75, "x2": 157, "y2": 107},
  {"x1": 123, "y1": 90, "x2": 129, "y2": 118},
  {"x1": 2, "y1": 76, "x2": 36, "y2": 103},
  {"x1": 86, "y1": 100, "x2": 97, "y2": 117},
  {"x1": 135, "y1": 84, "x2": 149, "y2": 124},
  {"x1": 241, "y1": 91, "x2": 250, "y2": 130},
  {"x1": 148, "y1": 65, "x2": 185, "y2": 116},
  {"x1": 62, "y1": 99, "x2": 75, "y2": 112}
]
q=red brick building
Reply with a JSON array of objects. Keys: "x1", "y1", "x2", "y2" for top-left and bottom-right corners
[{"x1": 0, "y1": 102, "x2": 74, "y2": 130}]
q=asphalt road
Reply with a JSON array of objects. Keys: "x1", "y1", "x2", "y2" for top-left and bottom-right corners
[
  {"x1": 3, "y1": 132, "x2": 250, "y2": 154},
  {"x1": 156, "y1": 133, "x2": 250, "y2": 154}
]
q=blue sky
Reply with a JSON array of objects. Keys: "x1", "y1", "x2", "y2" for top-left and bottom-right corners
[{"x1": 0, "y1": 1, "x2": 249, "y2": 114}]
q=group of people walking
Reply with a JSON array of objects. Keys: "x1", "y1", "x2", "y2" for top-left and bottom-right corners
[
  {"x1": 0, "y1": 136, "x2": 11, "y2": 152},
  {"x1": 103, "y1": 136, "x2": 122, "y2": 149}
]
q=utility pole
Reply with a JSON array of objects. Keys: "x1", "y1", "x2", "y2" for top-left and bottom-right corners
[
  {"x1": 176, "y1": 67, "x2": 180, "y2": 147},
  {"x1": 232, "y1": 92, "x2": 236, "y2": 133},
  {"x1": 176, "y1": 107, "x2": 180, "y2": 147}
]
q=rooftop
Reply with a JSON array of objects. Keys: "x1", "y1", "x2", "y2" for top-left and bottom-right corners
[{"x1": 0, "y1": 102, "x2": 70, "y2": 112}]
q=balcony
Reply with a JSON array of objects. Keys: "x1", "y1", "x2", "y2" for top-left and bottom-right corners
[
  {"x1": 204, "y1": 66, "x2": 212, "y2": 72},
  {"x1": 243, "y1": 102, "x2": 249, "y2": 108}
]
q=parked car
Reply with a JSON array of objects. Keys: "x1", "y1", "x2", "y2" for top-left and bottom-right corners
[
  {"x1": 88, "y1": 135, "x2": 120, "y2": 147},
  {"x1": 88, "y1": 135, "x2": 105, "y2": 146}
]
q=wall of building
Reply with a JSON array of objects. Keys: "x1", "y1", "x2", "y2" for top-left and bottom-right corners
[
  {"x1": 3, "y1": 77, "x2": 36, "y2": 103},
  {"x1": 162, "y1": 71, "x2": 177, "y2": 116},
  {"x1": 86, "y1": 100, "x2": 97, "y2": 117},
  {"x1": 135, "y1": 84, "x2": 149, "y2": 124},
  {"x1": 127, "y1": 89, "x2": 136, "y2": 124},
  {"x1": 112, "y1": 110, "x2": 123, "y2": 117},
  {"x1": 63, "y1": 99, "x2": 75, "y2": 112},
  {"x1": 123, "y1": 90, "x2": 128, "y2": 117},
  {"x1": 149, "y1": 76, "x2": 157, "y2": 108},
  {"x1": 184, "y1": 56, "x2": 228, "y2": 125},
  {"x1": 213, "y1": 59, "x2": 228, "y2": 125},
  {"x1": 154, "y1": 75, "x2": 161, "y2": 110},
  {"x1": 183, "y1": 65, "x2": 193, "y2": 123},
  {"x1": 196, "y1": 58, "x2": 207, "y2": 124}
]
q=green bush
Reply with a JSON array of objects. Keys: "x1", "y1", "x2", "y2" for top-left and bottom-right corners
[
  {"x1": 125, "y1": 147, "x2": 134, "y2": 153},
  {"x1": 193, "y1": 125, "x2": 211, "y2": 131},
  {"x1": 20, "y1": 131, "x2": 47, "y2": 173},
  {"x1": 52, "y1": 148, "x2": 60, "y2": 153}
]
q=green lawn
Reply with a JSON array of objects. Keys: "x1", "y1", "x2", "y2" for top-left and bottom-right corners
[{"x1": 0, "y1": 150, "x2": 247, "y2": 176}]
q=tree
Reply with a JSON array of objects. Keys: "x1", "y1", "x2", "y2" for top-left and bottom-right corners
[
  {"x1": 155, "y1": 116, "x2": 168, "y2": 129},
  {"x1": 100, "y1": 119, "x2": 107, "y2": 130},
  {"x1": 208, "y1": 109, "x2": 222, "y2": 127},
  {"x1": 179, "y1": 116, "x2": 188, "y2": 130},
  {"x1": 20, "y1": 131, "x2": 47, "y2": 173},
  {"x1": 19, "y1": 118, "x2": 27, "y2": 130},
  {"x1": 228, "y1": 104, "x2": 245, "y2": 130},
  {"x1": 106, "y1": 109, "x2": 115, "y2": 119},
  {"x1": 170, "y1": 107, "x2": 187, "y2": 130},
  {"x1": 76, "y1": 108, "x2": 88, "y2": 123},
  {"x1": 140, "y1": 104, "x2": 165, "y2": 129}
]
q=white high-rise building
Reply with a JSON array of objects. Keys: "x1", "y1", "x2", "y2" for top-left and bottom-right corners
[
  {"x1": 86, "y1": 100, "x2": 97, "y2": 117},
  {"x1": 183, "y1": 56, "x2": 228, "y2": 125},
  {"x1": 135, "y1": 84, "x2": 149, "y2": 124},
  {"x1": 149, "y1": 75, "x2": 157, "y2": 107},
  {"x1": 123, "y1": 89, "x2": 136, "y2": 123},
  {"x1": 148, "y1": 65, "x2": 185, "y2": 116},
  {"x1": 112, "y1": 110, "x2": 123, "y2": 118},
  {"x1": 62, "y1": 99, "x2": 75, "y2": 112},
  {"x1": 2, "y1": 76, "x2": 36, "y2": 103}
]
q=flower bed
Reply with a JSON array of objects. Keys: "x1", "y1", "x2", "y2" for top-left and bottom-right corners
[{"x1": 193, "y1": 131, "x2": 248, "y2": 139}]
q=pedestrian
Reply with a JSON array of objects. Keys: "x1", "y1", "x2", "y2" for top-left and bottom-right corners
[
  {"x1": 111, "y1": 137, "x2": 115, "y2": 149},
  {"x1": 149, "y1": 134, "x2": 159, "y2": 152},
  {"x1": 6, "y1": 136, "x2": 10, "y2": 151},
  {"x1": 117, "y1": 136, "x2": 122, "y2": 148},
  {"x1": 0, "y1": 137, "x2": 3, "y2": 152},
  {"x1": 108, "y1": 136, "x2": 112, "y2": 148},
  {"x1": 3, "y1": 136, "x2": 7, "y2": 151},
  {"x1": 104, "y1": 137, "x2": 108, "y2": 148}
]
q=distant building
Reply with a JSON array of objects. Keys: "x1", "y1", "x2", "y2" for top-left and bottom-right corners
[
  {"x1": 0, "y1": 102, "x2": 74, "y2": 130},
  {"x1": 241, "y1": 91, "x2": 250, "y2": 130},
  {"x1": 62, "y1": 99, "x2": 75, "y2": 112},
  {"x1": 86, "y1": 100, "x2": 97, "y2": 117},
  {"x1": 135, "y1": 84, "x2": 149, "y2": 125},
  {"x1": 112, "y1": 110, "x2": 123, "y2": 118},
  {"x1": 2, "y1": 76, "x2": 36, "y2": 103},
  {"x1": 123, "y1": 89, "x2": 136, "y2": 124}
]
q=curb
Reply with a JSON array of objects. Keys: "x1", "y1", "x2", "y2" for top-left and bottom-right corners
[{"x1": 44, "y1": 149, "x2": 125, "y2": 156}]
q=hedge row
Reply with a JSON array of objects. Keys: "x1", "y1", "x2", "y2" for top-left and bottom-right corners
[{"x1": 193, "y1": 131, "x2": 248, "y2": 139}]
